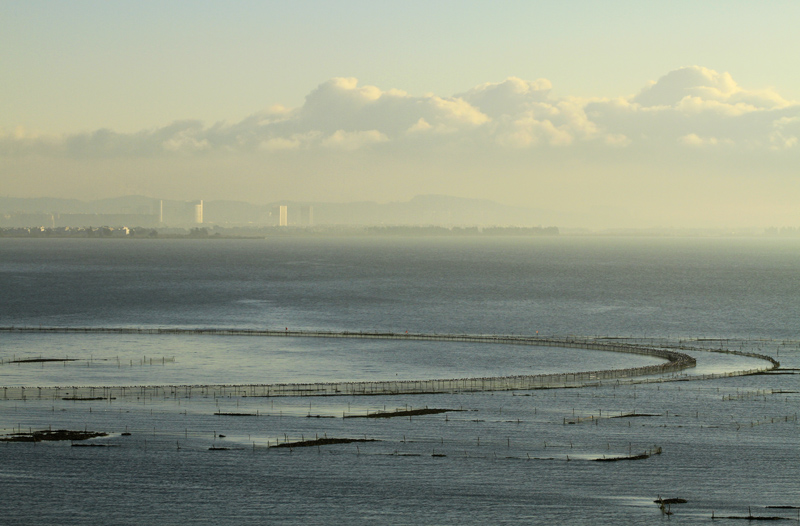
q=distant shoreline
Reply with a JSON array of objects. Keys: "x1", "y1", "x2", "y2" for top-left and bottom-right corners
[{"x1": 0, "y1": 225, "x2": 560, "y2": 239}]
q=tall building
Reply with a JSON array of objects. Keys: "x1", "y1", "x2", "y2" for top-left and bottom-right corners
[
  {"x1": 279, "y1": 205, "x2": 288, "y2": 226},
  {"x1": 194, "y1": 200, "x2": 204, "y2": 224}
]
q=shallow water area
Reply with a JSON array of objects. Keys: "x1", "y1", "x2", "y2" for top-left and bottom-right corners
[
  {"x1": 1, "y1": 237, "x2": 798, "y2": 525},
  {"x1": 0, "y1": 332, "x2": 669, "y2": 387}
]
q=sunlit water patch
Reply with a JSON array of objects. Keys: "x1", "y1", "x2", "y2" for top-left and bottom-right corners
[{"x1": 0, "y1": 332, "x2": 667, "y2": 387}]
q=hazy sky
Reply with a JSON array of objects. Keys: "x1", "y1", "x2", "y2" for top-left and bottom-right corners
[{"x1": 2, "y1": 1, "x2": 800, "y2": 228}]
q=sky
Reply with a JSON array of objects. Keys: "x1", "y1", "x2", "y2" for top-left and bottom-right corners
[{"x1": 2, "y1": 1, "x2": 800, "y2": 228}]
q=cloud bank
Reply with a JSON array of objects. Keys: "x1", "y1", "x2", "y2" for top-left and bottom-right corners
[
  {"x1": 2, "y1": 66, "x2": 799, "y2": 228},
  {"x1": 3, "y1": 66, "x2": 797, "y2": 157}
]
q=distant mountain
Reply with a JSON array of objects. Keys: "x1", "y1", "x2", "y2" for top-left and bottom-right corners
[
  {"x1": 90, "y1": 196, "x2": 163, "y2": 215},
  {"x1": 292, "y1": 194, "x2": 547, "y2": 226}
]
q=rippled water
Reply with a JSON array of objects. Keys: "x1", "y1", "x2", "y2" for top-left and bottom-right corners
[{"x1": 0, "y1": 237, "x2": 798, "y2": 525}]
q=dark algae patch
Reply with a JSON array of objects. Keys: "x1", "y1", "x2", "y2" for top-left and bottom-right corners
[
  {"x1": 344, "y1": 408, "x2": 464, "y2": 419},
  {"x1": 594, "y1": 453, "x2": 651, "y2": 462},
  {"x1": 271, "y1": 437, "x2": 378, "y2": 448},
  {"x1": 7, "y1": 358, "x2": 79, "y2": 363},
  {"x1": 610, "y1": 412, "x2": 660, "y2": 418},
  {"x1": 1, "y1": 429, "x2": 108, "y2": 442}
]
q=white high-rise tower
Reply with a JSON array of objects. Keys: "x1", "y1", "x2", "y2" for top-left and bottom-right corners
[{"x1": 194, "y1": 200, "x2": 204, "y2": 224}]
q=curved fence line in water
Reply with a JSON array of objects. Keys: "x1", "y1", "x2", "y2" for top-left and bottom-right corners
[{"x1": 0, "y1": 326, "x2": 778, "y2": 400}]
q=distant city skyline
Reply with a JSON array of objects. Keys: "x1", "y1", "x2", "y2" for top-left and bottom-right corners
[
  {"x1": 0, "y1": 194, "x2": 550, "y2": 229},
  {"x1": 2, "y1": 2, "x2": 799, "y2": 228}
]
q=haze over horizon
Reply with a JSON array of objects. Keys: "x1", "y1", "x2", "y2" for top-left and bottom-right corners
[{"x1": 2, "y1": 1, "x2": 799, "y2": 229}]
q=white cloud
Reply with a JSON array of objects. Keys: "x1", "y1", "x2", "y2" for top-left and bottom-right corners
[
  {"x1": 407, "y1": 118, "x2": 433, "y2": 134},
  {"x1": 586, "y1": 67, "x2": 799, "y2": 148},
  {"x1": 321, "y1": 129, "x2": 388, "y2": 150},
  {"x1": 675, "y1": 96, "x2": 759, "y2": 117},
  {"x1": 161, "y1": 128, "x2": 211, "y2": 153},
  {"x1": 496, "y1": 116, "x2": 573, "y2": 148},
  {"x1": 458, "y1": 77, "x2": 552, "y2": 118},
  {"x1": 632, "y1": 66, "x2": 790, "y2": 109},
  {"x1": 679, "y1": 133, "x2": 733, "y2": 147},
  {"x1": 2, "y1": 68, "x2": 799, "y2": 158},
  {"x1": 769, "y1": 116, "x2": 799, "y2": 149},
  {"x1": 421, "y1": 95, "x2": 490, "y2": 133},
  {"x1": 5, "y1": 68, "x2": 800, "y2": 230},
  {"x1": 258, "y1": 132, "x2": 320, "y2": 151}
]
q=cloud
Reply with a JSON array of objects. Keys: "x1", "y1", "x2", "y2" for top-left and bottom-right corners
[
  {"x1": 632, "y1": 66, "x2": 791, "y2": 109},
  {"x1": 769, "y1": 116, "x2": 799, "y2": 149},
  {"x1": 257, "y1": 131, "x2": 316, "y2": 151},
  {"x1": 321, "y1": 129, "x2": 388, "y2": 150},
  {"x1": 634, "y1": 66, "x2": 736, "y2": 107},
  {"x1": 5, "y1": 68, "x2": 800, "y2": 230},
  {"x1": 679, "y1": 133, "x2": 733, "y2": 147},
  {"x1": 458, "y1": 77, "x2": 552, "y2": 118},
  {"x1": 425, "y1": 96, "x2": 490, "y2": 129},
  {"x1": 407, "y1": 118, "x2": 433, "y2": 134},
  {"x1": 2, "y1": 67, "x2": 799, "y2": 158},
  {"x1": 586, "y1": 67, "x2": 799, "y2": 148},
  {"x1": 495, "y1": 114, "x2": 573, "y2": 148}
]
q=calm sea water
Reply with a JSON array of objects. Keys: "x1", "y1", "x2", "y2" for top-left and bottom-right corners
[
  {"x1": 2, "y1": 236, "x2": 799, "y2": 338},
  {"x1": 0, "y1": 237, "x2": 798, "y2": 525}
]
